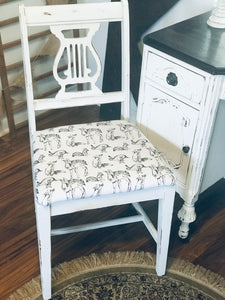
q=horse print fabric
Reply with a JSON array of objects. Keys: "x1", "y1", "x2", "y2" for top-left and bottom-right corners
[{"x1": 32, "y1": 120, "x2": 175, "y2": 206}]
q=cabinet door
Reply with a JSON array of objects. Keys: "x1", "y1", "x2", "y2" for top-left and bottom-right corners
[{"x1": 138, "y1": 84, "x2": 199, "y2": 187}]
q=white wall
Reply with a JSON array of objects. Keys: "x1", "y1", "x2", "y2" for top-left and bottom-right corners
[{"x1": 147, "y1": 0, "x2": 215, "y2": 34}]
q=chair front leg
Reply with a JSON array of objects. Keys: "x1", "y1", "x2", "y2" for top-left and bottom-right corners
[
  {"x1": 156, "y1": 187, "x2": 175, "y2": 276},
  {"x1": 35, "y1": 203, "x2": 51, "y2": 300}
]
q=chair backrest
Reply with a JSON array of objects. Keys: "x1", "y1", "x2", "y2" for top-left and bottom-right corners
[{"x1": 19, "y1": 0, "x2": 130, "y2": 135}]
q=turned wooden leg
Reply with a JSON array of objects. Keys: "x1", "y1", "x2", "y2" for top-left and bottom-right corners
[{"x1": 178, "y1": 202, "x2": 196, "y2": 239}]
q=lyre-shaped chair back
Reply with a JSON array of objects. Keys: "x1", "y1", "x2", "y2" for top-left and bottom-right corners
[
  {"x1": 52, "y1": 23, "x2": 102, "y2": 98},
  {"x1": 19, "y1": 1, "x2": 130, "y2": 135}
]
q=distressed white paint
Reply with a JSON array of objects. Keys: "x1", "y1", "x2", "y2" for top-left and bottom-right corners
[
  {"x1": 137, "y1": 44, "x2": 225, "y2": 239},
  {"x1": 19, "y1": 2, "x2": 175, "y2": 299}
]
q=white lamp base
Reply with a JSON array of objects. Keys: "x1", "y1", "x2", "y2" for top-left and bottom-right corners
[{"x1": 207, "y1": 1, "x2": 225, "y2": 28}]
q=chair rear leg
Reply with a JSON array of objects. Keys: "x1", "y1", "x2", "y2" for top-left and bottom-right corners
[
  {"x1": 35, "y1": 204, "x2": 51, "y2": 300},
  {"x1": 156, "y1": 187, "x2": 175, "y2": 276}
]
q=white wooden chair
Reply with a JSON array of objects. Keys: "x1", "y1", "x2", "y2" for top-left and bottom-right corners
[{"x1": 19, "y1": 1, "x2": 175, "y2": 299}]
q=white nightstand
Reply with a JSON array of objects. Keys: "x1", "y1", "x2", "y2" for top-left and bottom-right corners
[{"x1": 137, "y1": 12, "x2": 225, "y2": 238}]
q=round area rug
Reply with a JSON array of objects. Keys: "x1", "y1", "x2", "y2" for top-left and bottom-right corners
[{"x1": 8, "y1": 252, "x2": 225, "y2": 300}]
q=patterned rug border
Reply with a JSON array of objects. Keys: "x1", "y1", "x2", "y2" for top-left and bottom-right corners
[{"x1": 8, "y1": 251, "x2": 225, "y2": 300}]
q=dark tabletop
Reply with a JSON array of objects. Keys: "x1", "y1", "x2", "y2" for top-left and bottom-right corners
[{"x1": 143, "y1": 11, "x2": 225, "y2": 75}]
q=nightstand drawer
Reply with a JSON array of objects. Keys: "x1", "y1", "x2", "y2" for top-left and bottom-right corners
[{"x1": 145, "y1": 51, "x2": 205, "y2": 105}]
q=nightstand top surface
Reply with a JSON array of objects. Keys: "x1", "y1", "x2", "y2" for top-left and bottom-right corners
[{"x1": 143, "y1": 12, "x2": 225, "y2": 75}]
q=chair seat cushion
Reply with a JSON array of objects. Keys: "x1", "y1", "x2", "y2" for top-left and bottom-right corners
[{"x1": 32, "y1": 120, "x2": 175, "y2": 206}]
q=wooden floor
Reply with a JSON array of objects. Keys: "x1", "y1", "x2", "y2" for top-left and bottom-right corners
[{"x1": 1, "y1": 106, "x2": 225, "y2": 300}]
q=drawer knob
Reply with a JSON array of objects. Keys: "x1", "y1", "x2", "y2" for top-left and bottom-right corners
[
  {"x1": 182, "y1": 146, "x2": 190, "y2": 154},
  {"x1": 166, "y1": 72, "x2": 178, "y2": 86}
]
